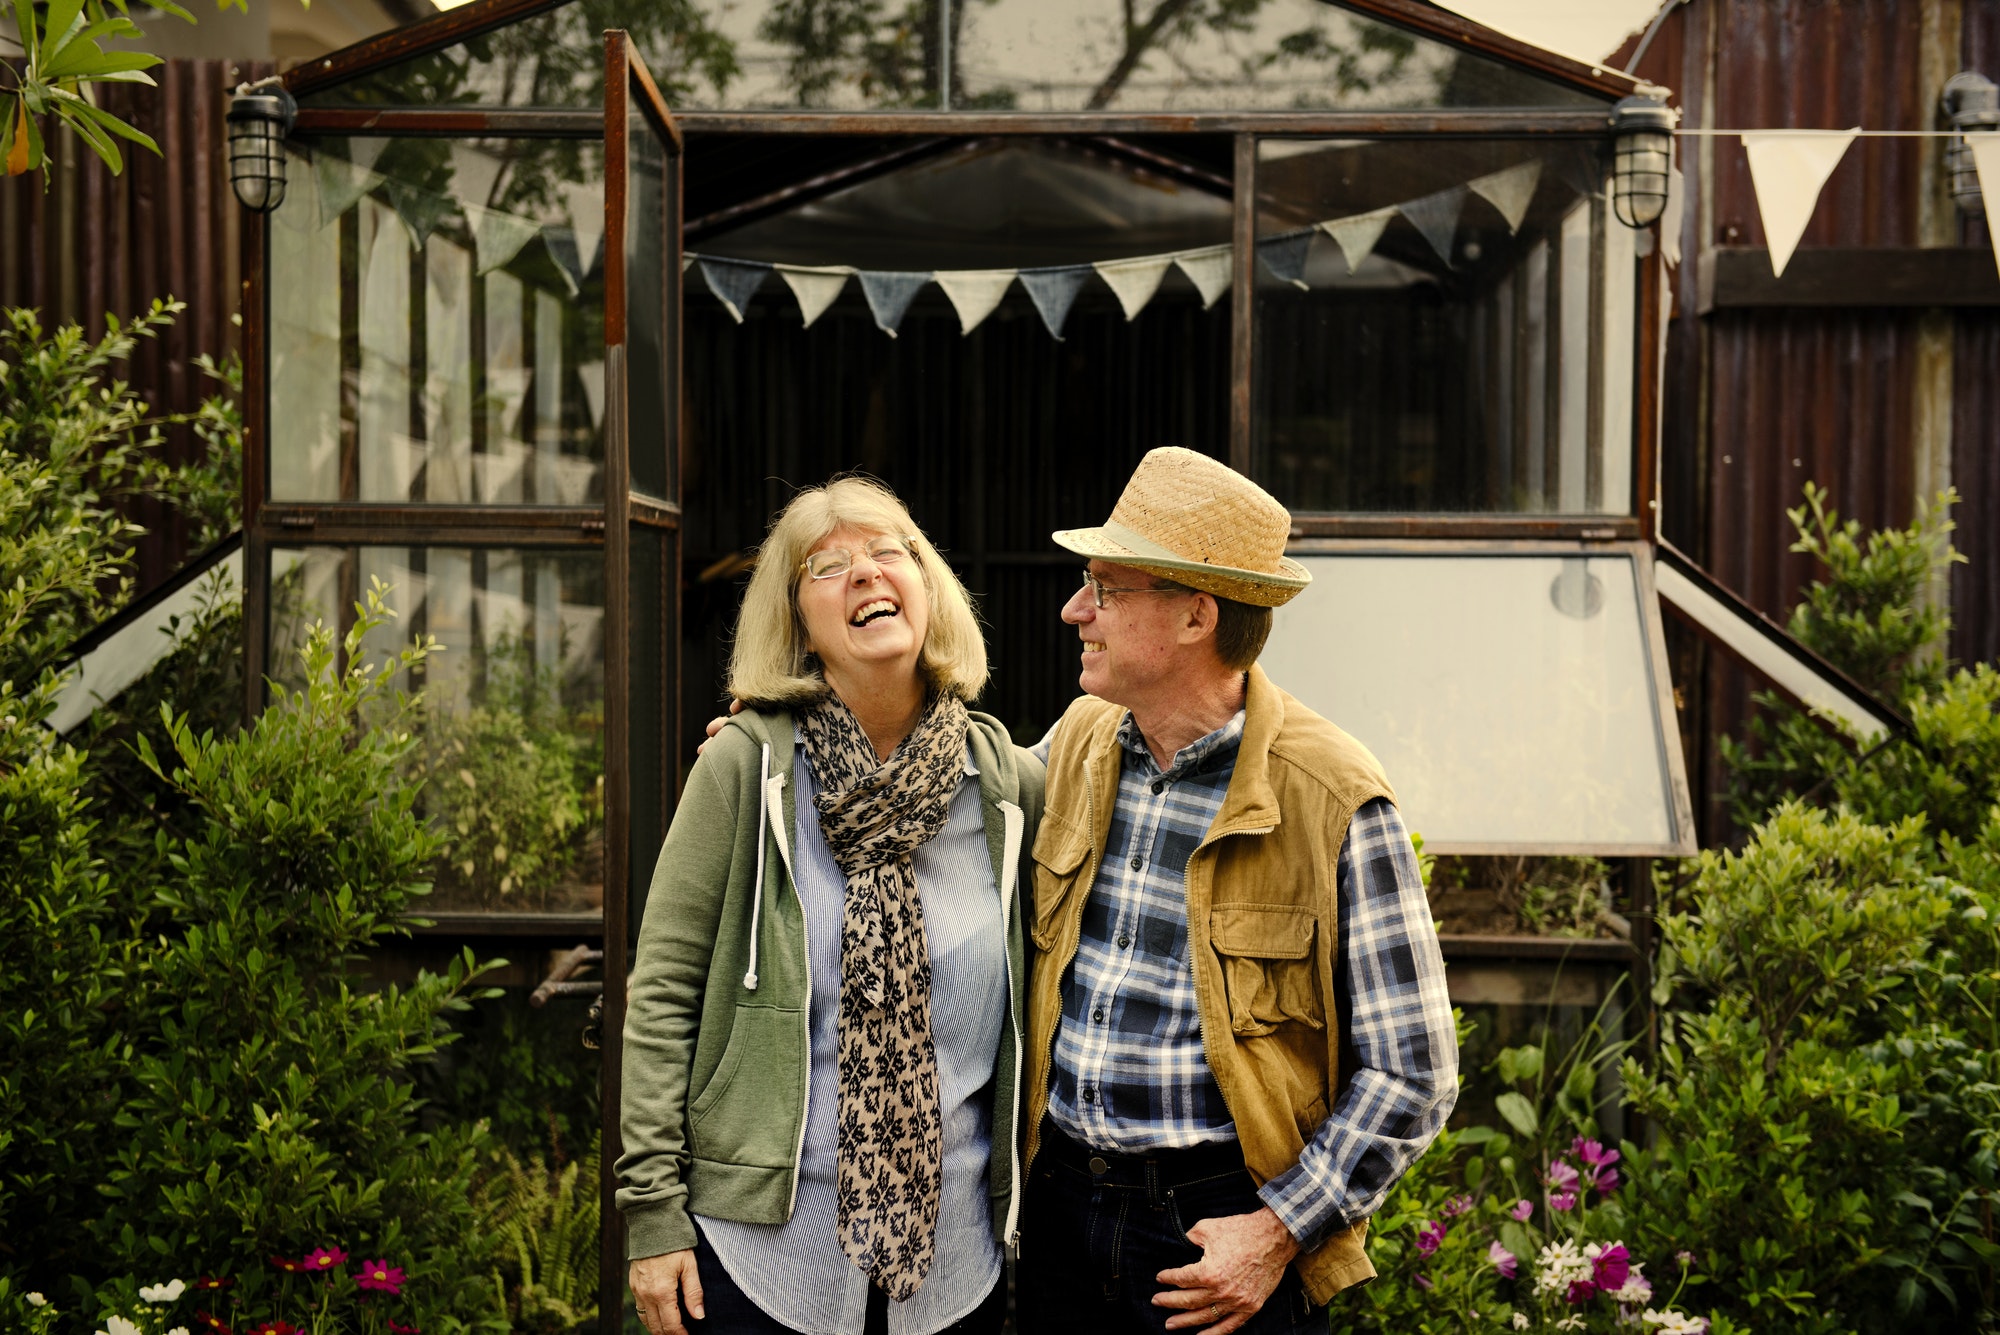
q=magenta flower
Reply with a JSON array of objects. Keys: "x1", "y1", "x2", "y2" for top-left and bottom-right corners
[
  {"x1": 1595, "y1": 1165, "x2": 1622, "y2": 1195},
  {"x1": 304, "y1": 1246, "x2": 349, "y2": 1274},
  {"x1": 1549, "y1": 1190, "x2": 1579, "y2": 1212},
  {"x1": 1591, "y1": 1243, "x2": 1632, "y2": 1291},
  {"x1": 1413, "y1": 1274, "x2": 1434, "y2": 1290},
  {"x1": 1441, "y1": 1193, "x2": 1476, "y2": 1218},
  {"x1": 1509, "y1": 1198, "x2": 1534, "y2": 1221},
  {"x1": 1545, "y1": 1160, "x2": 1580, "y2": 1191},
  {"x1": 354, "y1": 1260, "x2": 406, "y2": 1296},
  {"x1": 1416, "y1": 1221, "x2": 1446, "y2": 1255},
  {"x1": 1572, "y1": 1138, "x2": 1620, "y2": 1169},
  {"x1": 268, "y1": 1256, "x2": 305, "y2": 1275},
  {"x1": 1565, "y1": 1279, "x2": 1597, "y2": 1305},
  {"x1": 1487, "y1": 1240, "x2": 1519, "y2": 1279},
  {"x1": 388, "y1": 1324, "x2": 422, "y2": 1335}
]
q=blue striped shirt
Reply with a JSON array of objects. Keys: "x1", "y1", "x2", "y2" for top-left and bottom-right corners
[{"x1": 1038, "y1": 708, "x2": 1457, "y2": 1248}]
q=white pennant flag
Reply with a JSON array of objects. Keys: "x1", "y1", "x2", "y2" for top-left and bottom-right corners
[
  {"x1": 450, "y1": 143, "x2": 505, "y2": 212},
  {"x1": 1173, "y1": 245, "x2": 1232, "y2": 309},
  {"x1": 1316, "y1": 209, "x2": 1394, "y2": 274},
  {"x1": 1467, "y1": 161, "x2": 1542, "y2": 235},
  {"x1": 562, "y1": 180, "x2": 606, "y2": 275},
  {"x1": 1969, "y1": 134, "x2": 2000, "y2": 281},
  {"x1": 934, "y1": 270, "x2": 1017, "y2": 334},
  {"x1": 467, "y1": 203, "x2": 544, "y2": 276},
  {"x1": 315, "y1": 153, "x2": 381, "y2": 228},
  {"x1": 777, "y1": 265, "x2": 852, "y2": 328},
  {"x1": 1093, "y1": 255, "x2": 1173, "y2": 321},
  {"x1": 1742, "y1": 129, "x2": 1858, "y2": 278}
]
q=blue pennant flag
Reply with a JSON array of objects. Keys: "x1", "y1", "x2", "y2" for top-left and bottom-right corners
[
  {"x1": 1400, "y1": 186, "x2": 1468, "y2": 266},
  {"x1": 857, "y1": 271, "x2": 932, "y2": 337},
  {"x1": 1257, "y1": 230, "x2": 1314, "y2": 290},
  {"x1": 699, "y1": 257, "x2": 772, "y2": 323},
  {"x1": 542, "y1": 227, "x2": 585, "y2": 297},
  {"x1": 1019, "y1": 267, "x2": 1091, "y2": 340}
]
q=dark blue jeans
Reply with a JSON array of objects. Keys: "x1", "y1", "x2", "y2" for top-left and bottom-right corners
[
  {"x1": 683, "y1": 1223, "x2": 1006, "y2": 1335},
  {"x1": 1015, "y1": 1125, "x2": 1325, "y2": 1335}
]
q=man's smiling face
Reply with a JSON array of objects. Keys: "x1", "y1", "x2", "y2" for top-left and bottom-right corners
[{"x1": 1060, "y1": 560, "x2": 1197, "y2": 710}]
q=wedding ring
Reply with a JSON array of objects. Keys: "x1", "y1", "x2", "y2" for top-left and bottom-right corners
[{"x1": 1210, "y1": 1304, "x2": 1221, "y2": 1320}]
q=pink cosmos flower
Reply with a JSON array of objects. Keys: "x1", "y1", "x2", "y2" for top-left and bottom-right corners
[
  {"x1": 303, "y1": 1247, "x2": 349, "y2": 1274},
  {"x1": 1441, "y1": 1194, "x2": 1476, "y2": 1219},
  {"x1": 1548, "y1": 1190, "x2": 1578, "y2": 1212},
  {"x1": 1413, "y1": 1274, "x2": 1433, "y2": 1291},
  {"x1": 1509, "y1": 1199, "x2": 1534, "y2": 1221},
  {"x1": 354, "y1": 1261, "x2": 406, "y2": 1297},
  {"x1": 1591, "y1": 1243, "x2": 1631, "y2": 1291},
  {"x1": 1572, "y1": 1138, "x2": 1620, "y2": 1169},
  {"x1": 1595, "y1": 1166, "x2": 1621, "y2": 1195},
  {"x1": 1487, "y1": 1240, "x2": 1518, "y2": 1279},
  {"x1": 1545, "y1": 1160, "x2": 1580, "y2": 1192},
  {"x1": 268, "y1": 1257, "x2": 304, "y2": 1275},
  {"x1": 1416, "y1": 1221, "x2": 1446, "y2": 1255},
  {"x1": 1565, "y1": 1279, "x2": 1597, "y2": 1305},
  {"x1": 388, "y1": 1323, "x2": 422, "y2": 1334}
]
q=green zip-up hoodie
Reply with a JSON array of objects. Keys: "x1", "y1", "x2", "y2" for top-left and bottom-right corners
[{"x1": 616, "y1": 705, "x2": 1044, "y2": 1262}]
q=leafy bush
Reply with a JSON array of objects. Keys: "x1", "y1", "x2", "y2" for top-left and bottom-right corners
[{"x1": 479, "y1": 1140, "x2": 602, "y2": 1333}]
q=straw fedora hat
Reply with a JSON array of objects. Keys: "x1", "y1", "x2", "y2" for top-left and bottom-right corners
[{"x1": 1053, "y1": 447, "x2": 1310, "y2": 608}]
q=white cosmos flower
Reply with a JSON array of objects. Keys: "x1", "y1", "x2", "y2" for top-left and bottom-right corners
[
  {"x1": 97, "y1": 1317, "x2": 143, "y2": 1335},
  {"x1": 139, "y1": 1279, "x2": 187, "y2": 1304},
  {"x1": 1512, "y1": 1314, "x2": 1530, "y2": 1330},
  {"x1": 1534, "y1": 1239, "x2": 1594, "y2": 1296},
  {"x1": 26, "y1": 1293, "x2": 48, "y2": 1307},
  {"x1": 167, "y1": 1328, "x2": 191, "y2": 1335},
  {"x1": 1642, "y1": 1311, "x2": 1710, "y2": 1335}
]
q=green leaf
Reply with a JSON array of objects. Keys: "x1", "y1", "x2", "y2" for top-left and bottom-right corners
[
  {"x1": 1497, "y1": 1044, "x2": 1543, "y2": 1086},
  {"x1": 57, "y1": 103, "x2": 122, "y2": 174},
  {"x1": 35, "y1": 0, "x2": 91, "y2": 71},
  {"x1": 1494, "y1": 1090, "x2": 1539, "y2": 1137}
]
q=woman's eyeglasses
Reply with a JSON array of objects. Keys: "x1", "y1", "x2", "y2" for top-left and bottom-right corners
[{"x1": 803, "y1": 535, "x2": 919, "y2": 580}]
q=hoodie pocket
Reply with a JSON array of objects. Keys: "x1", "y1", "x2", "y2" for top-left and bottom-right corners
[
  {"x1": 1209, "y1": 905, "x2": 1324, "y2": 1037},
  {"x1": 689, "y1": 1005, "x2": 804, "y2": 1168}
]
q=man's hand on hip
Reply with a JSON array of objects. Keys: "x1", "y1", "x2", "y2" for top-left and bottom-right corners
[{"x1": 1152, "y1": 1205, "x2": 1301, "y2": 1334}]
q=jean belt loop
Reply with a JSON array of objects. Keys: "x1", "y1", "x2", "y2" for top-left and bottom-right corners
[{"x1": 1145, "y1": 1157, "x2": 1163, "y2": 1209}]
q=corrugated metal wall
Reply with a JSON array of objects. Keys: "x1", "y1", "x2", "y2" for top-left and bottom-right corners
[
  {"x1": 1, "y1": 59, "x2": 271, "y2": 588},
  {"x1": 1623, "y1": 0, "x2": 2000, "y2": 841}
]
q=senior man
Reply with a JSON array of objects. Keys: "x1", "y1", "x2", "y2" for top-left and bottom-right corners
[{"x1": 1016, "y1": 447, "x2": 1457, "y2": 1335}]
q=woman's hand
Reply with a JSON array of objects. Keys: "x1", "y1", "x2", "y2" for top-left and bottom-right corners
[{"x1": 630, "y1": 1250, "x2": 705, "y2": 1335}]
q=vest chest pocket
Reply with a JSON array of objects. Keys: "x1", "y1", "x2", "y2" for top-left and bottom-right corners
[
  {"x1": 1030, "y1": 813, "x2": 1091, "y2": 951},
  {"x1": 1208, "y1": 905, "x2": 1325, "y2": 1037}
]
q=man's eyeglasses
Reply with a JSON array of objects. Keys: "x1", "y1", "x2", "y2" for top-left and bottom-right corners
[
  {"x1": 1080, "y1": 570, "x2": 1191, "y2": 609},
  {"x1": 802, "y1": 535, "x2": 918, "y2": 580}
]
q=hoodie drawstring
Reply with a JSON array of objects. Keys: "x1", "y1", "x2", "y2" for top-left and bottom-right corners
[{"x1": 743, "y1": 742, "x2": 770, "y2": 991}]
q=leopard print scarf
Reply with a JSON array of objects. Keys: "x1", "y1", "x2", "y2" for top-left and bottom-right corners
[{"x1": 797, "y1": 690, "x2": 970, "y2": 1302}]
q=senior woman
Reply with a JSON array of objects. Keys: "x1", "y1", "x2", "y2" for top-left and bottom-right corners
[{"x1": 618, "y1": 477, "x2": 1043, "y2": 1335}]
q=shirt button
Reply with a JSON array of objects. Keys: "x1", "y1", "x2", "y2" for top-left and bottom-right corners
[
  {"x1": 1082, "y1": 1087, "x2": 1097, "y2": 1104},
  {"x1": 1117, "y1": 933, "x2": 1132, "y2": 949},
  {"x1": 1092, "y1": 1008, "x2": 1105, "y2": 1023},
  {"x1": 1151, "y1": 780, "x2": 1164, "y2": 793},
  {"x1": 1129, "y1": 854, "x2": 1143, "y2": 871}
]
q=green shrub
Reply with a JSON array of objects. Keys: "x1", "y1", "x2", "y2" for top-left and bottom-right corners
[{"x1": 479, "y1": 1139, "x2": 601, "y2": 1333}]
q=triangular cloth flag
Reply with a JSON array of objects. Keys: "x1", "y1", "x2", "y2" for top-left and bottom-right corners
[
  {"x1": 562, "y1": 181, "x2": 606, "y2": 278},
  {"x1": 314, "y1": 152, "x2": 379, "y2": 228},
  {"x1": 1468, "y1": 161, "x2": 1542, "y2": 235},
  {"x1": 1317, "y1": 209, "x2": 1393, "y2": 275},
  {"x1": 467, "y1": 203, "x2": 543, "y2": 276},
  {"x1": 1257, "y1": 231, "x2": 1313, "y2": 289},
  {"x1": 1019, "y1": 268, "x2": 1090, "y2": 340},
  {"x1": 1173, "y1": 244, "x2": 1232, "y2": 309},
  {"x1": 1092, "y1": 255, "x2": 1173, "y2": 321},
  {"x1": 1400, "y1": 186, "x2": 1467, "y2": 265},
  {"x1": 1741, "y1": 129, "x2": 1858, "y2": 278},
  {"x1": 543, "y1": 228, "x2": 584, "y2": 297},
  {"x1": 700, "y1": 257, "x2": 769, "y2": 323},
  {"x1": 935, "y1": 270, "x2": 1017, "y2": 335},
  {"x1": 1964, "y1": 134, "x2": 2000, "y2": 281},
  {"x1": 777, "y1": 265, "x2": 851, "y2": 328},
  {"x1": 857, "y1": 271, "x2": 931, "y2": 337},
  {"x1": 386, "y1": 180, "x2": 456, "y2": 250}
]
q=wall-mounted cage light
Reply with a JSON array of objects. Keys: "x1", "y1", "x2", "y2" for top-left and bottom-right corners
[
  {"x1": 1943, "y1": 72, "x2": 1998, "y2": 218},
  {"x1": 1610, "y1": 93, "x2": 1677, "y2": 229},
  {"x1": 227, "y1": 78, "x2": 297, "y2": 213}
]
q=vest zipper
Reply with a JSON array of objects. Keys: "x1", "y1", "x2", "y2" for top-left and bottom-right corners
[{"x1": 1012, "y1": 750, "x2": 1104, "y2": 1250}]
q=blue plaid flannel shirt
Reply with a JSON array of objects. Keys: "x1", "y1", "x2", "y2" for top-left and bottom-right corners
[{"x1": 1038, "y1": 709, "x2": 1457, "y2": 1248}]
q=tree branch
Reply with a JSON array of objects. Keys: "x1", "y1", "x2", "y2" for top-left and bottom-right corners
[{"x1": 1086, "y1": 0, "x2": 1198, "y2": 109}]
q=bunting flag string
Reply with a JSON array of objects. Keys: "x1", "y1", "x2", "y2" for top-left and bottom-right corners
[
  {"x1": 935, "y1": 269, "x2": 1018, "y2": 334},
  {"x1": 777, "y1": 265, "x2": 851, "y2": 329},
  {"x1": 1093, "y1": 255, "x2": 1174, "y2": 321},
  {"x1": 1318, "y1": 209, "x2": 1394, "y2": 276},
  {"x1": 1741, "y1": 129, "x2": 1859, "y2": 278},
  {"x1": 1173, "y1": 244, "x2": 1232, "y2": 309},
  {"x1": 1969, "y1": 136, "x2": 2000, "y2": 279},
  {"x1": 1399, "y1": 185, "x2": 1467, "y2": 266}
]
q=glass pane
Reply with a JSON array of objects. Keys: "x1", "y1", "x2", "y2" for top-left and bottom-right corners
[
  {"x1": 624, "y1": 101, "x2": 673, "y2": 500},
  {"x1": 301, "y1": 0, "x2": 1602, "y2": 112},
  {"x1": 628, "y1": 524, "x2": 674, "y2": 922},
  {"x1": 1251, "y1": 138, "x2": 1636, "y2": 515},
  {"x1": 269, "y1": 545, "x2": 608, "y2": 912},
  {"x1": 269, "y1": 137, "x2": 607, "y2": 505},
  {"x1": 1258, "y1": 551, "x2": 1681, "y2": 850}
]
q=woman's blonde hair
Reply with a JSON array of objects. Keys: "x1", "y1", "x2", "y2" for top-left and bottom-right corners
[{"x1": 727, "y1": 476, "x2": 988, "y2": 706}]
